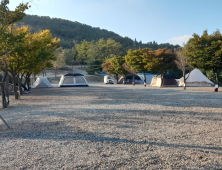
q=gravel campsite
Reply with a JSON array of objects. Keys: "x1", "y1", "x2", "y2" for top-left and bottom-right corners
[{"x1": 1, "y1": 83, "x2": 222, "y2": 169}]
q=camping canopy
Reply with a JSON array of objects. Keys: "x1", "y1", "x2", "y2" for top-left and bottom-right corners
[
  {"x1": 59, "y1": 73, "x2": 88, "y2": 87},
  {"x1": 33, "y1": 77, "x2": 52, "y2": 88},
  {"x1": 178, "y1": 69, "x2": 214, "y2": 87}
]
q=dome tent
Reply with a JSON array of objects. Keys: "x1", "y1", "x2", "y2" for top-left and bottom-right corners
[
  {"x1": 32, "y1": 77, "x2": 52, "y2": 88},
  {"x1": 59, "y1": 73, "x2": 88, "y2": 87}
]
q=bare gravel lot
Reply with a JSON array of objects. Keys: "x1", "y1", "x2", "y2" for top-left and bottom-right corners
[{"x1": 1, "y1": 84, "x2": 222, "y2": 169}]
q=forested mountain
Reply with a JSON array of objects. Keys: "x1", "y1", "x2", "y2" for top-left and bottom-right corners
[{"x1": 17, "y1": 15, "x2": 180, "y2": 50}]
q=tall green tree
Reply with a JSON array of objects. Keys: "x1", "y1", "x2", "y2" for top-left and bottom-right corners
[
  {"x1": 110, "y1": 56, "x2": 128, "y2": 84},
  {"x1": 125, "y1": 48, "x2": 150, "y2": 86},
  {"x1": 184, "y1": 30, "x2": 222, "y2": 84},
  {"x1": 53, "y1": 47, "x2": 66, "y2": 77},
  {"x1": 75, "y1": 41, "x2": 91, "y2": 68}
]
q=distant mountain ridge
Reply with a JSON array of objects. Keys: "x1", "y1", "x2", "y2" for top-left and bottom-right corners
[{"x1": 17, "y1": 15, "x2": 180, "y2": 50}]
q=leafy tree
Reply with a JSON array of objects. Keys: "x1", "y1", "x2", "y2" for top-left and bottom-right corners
[
  {"x1": 53, "y1": 47, "x2": 66, "y2": 77},
  {"x1": 144, "y1": 48, "x2": 176, "y2": 87},
  {"x1": 20, "y1": 29, "x2": 60, "y2": 90},
  {"x1": 0, "y1": 0, "x2": 29, "y2": 108},
  {"x1": 101, "y1": 62, "x2": 115, "y2": 75},
  {"x1": 122, "y1": 62, "x2": 137, "y2": 85},
  {"x1": 109, "y1": 56, "x2": 128, "y2": 84},
  {"x1": 64, "y1": 48, "x2": 77, "y2": 68},
  {"x1": 102, "y1": 56, "x2": 128, "y2": 84},
  {"x1": 77, "y1": 38, "x2": 125, "y2": 74},
  {"x1": 125, "y1": 48, "x2": 150, "y2": 86},
  {"x1": 184, "y1": 30, "x2": 222, "y2": 84},
  {"x1": 7, "y1": 26, "x2": 30, "y2": 98},
  {"x1": 75, "y1": 41, "x2": 90, "y2": 67}
]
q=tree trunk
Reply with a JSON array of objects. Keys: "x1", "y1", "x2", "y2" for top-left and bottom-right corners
[
  {"x1": 183, "y1": 71, "x2": 186, "y2": 90},
  {"x1": 143, "y1": 72, "x2": 146, "y2": 87},
  {"x1": 24, "y1": 73, "x2": 31, "y2": 90},
  {"x1": 215, "y1": 72, "x2": 219, "y2": 85},
  {"x1": 12, "y1": 74, "x2": 19, "y2": 99},
  {"x1": 4, "y1": 73, "x2": 10, "y2": 105},
  {"x1": 116, "y1": 74, "x2": 118, "y2": 84},
  {"x1": 1, "y1": 60, "x2": 9, "y2": 108},
  {"x1": 17, "y1": 74, "x2": 22, "y2": 96},
  {"x1": 0, "y1": 83, "x2": 7, "y2": 108},
  {"x1": 160, "y1": 74, "x2": 163, "y2": 88},
  {"x1": 55, "y1": 67, "x2": 57, "y2": 77},
  {"x1": 123, "y1": 75, "x2": 126, "y2": 85},
  {"x1": 133, "y1": 75, "x2": 135, "y2": 86}
]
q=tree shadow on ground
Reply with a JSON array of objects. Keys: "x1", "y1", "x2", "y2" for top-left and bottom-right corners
[{"x1": 1, "y1": 121, "x2": 222, "y2": 152}]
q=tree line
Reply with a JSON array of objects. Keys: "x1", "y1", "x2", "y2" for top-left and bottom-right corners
[{"x1": 99, "y1": 30, "x2": 222, "y2": 90}]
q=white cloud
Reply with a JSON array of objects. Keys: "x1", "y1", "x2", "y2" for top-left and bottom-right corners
[{"x1": 167, "y1": 35, "x2": 193, "y2": 46}]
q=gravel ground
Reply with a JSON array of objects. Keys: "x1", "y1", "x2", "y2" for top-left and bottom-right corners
[{"x1": 1, "y1": 83, "x2": 222, "y2": 169}]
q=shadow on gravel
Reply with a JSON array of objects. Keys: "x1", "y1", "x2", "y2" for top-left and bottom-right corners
[
  {"x1": 0, "y1": 121, "x2": 145, "y2": 144},
  {"x1": 1, "y1": 121, "x2": 222, "y2": 152}
]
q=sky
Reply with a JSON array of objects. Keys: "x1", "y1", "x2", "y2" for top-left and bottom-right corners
[{"x1": 7, "y1": 0, "x2": 222, "y2": 46}]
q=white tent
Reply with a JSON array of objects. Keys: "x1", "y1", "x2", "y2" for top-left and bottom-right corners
[
  {"x1": 33, "y1": 77, "x2": 52, "y2": 88},
  {"x1": 59, "y1": 73, "x2": 88, "y2": 87},
  {"x1": 178, "y1": 69, "x2": 214, "y2": 87}
]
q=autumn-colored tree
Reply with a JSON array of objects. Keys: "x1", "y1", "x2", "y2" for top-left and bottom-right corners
[
  {"x1": 7, "y1": 26, "x2": 30, "y2": 98},
  {"x1": 144, "y1": 48, "x2": 176, "y2": 87},
  {"x1": 0, "y1": 0, "x2": 29, "y2": 108},
  {"x1": 102, "y1": 62, "x2": 115, "y2": 75},
  {"x1": 21, "y1": 30, "x2": 60, "y2": 86}
]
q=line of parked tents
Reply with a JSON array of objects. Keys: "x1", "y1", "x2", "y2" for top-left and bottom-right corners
[
  {"x1": 0, "y1": 68, "x2": 214, "y2": 93},
  {"x1": 32, "y1": 73, "x2": 89, "y2": 88},
  {"x1": 104, "y1": 69, "x2": 214, "y2": 87},
  {"x1": 0, "y1": 73, "x2": 89, "y2": 93}
]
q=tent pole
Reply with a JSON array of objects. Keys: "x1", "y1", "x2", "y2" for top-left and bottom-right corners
[{"x1": 0, "y1": 115, "x2": 10, "y2": 129}]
